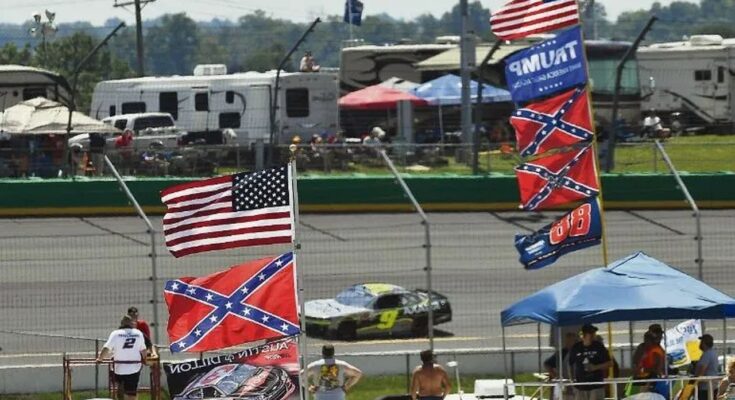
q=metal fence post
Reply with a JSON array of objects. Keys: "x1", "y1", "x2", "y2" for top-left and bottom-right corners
[
  {"x1": 95, "y1": 339, "x2": 100, "y2": 398},
  {"x1": 654, "y1": 140, "x2": 703, "y2": 279},
  {"x1": 406, "y1": 353, "x2": 411, "y2": 394},
  {"x1": 104, "y1": 155, "x2": 161, "y2": 342}
]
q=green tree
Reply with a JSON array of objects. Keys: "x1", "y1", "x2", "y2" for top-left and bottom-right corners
[
  {"x1": 35, "y1": 32, "x2": 133, "y2": 113},
  {"x1": 0, "y1": 43, "x2": 33, "y2": 65},
  {"x1": 145, "y1": 13, "x2": 201, "y2": 75}
]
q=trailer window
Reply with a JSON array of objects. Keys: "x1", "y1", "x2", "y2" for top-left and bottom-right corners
[
  {"x1": 694, "y1": 70, "x2": 712, "y2": 81},
  {"x1": 286, "y1": 89, "x2": 309, "y2": 118},
  {"x1": 195, "y1": 93, "x2": 209, "y2": 111},
  {"x1": 226, "y1": 91, "x2": 235, "y2": 104},
  {"x1": 219, "y1": 112, "x2": 241, "y2": 128},
  {"x1": 159, "y1": 92, "x2": 178, "y2": 120},
  {"x1": 122, "y1": 102, "x2": 146, "y2": 114},
  {"x1": 109, "y1": 105, "x2": 116, "y2": 117},
  {"x1": 718, "y1": 67, "x2": 725, "y2": 83},
  {"x1": 23, "y1": 87, "x2": 47, "y2": 100}
]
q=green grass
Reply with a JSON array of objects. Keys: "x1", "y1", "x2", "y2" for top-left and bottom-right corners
[
  {"x1": 282, "y1": 135, "x2": 735, "y2": 176},
  {"x1": 0, "y1": 374, "x2": 543, "y2": 400}
]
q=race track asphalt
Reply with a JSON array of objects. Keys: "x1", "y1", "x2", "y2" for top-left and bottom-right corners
[{"x1": 1, "y1": 210, "x2": 733, "y2": 362}]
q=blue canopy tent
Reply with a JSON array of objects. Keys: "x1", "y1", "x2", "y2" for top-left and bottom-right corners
[
  {"x1": 500, "y1": 252, "x2": 735, "y2": 381},
  {"x1": 410, "y1": 74, "x2": 511, "y2": 138}
]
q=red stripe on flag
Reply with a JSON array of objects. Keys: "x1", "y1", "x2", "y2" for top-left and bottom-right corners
[
  {"x1": 165, "y1": 223, "x2": 293, "y2": 247},
  {"x1": 164, "y1": 211, "x2": 292, "y2": 236},
  {"x1": 170, "y1": 236, "x2": 293, "y2": 258},
  {"x1": 160, "y1": 175, "x2": 231, "y2": 200},
  {"x1": 490, "y1": 0, "x2": 580, "y2": 41}
]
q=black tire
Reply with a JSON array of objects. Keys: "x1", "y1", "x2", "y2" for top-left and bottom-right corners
[
  {"x1": 336, "y1": 321, "x2": 357, "y2": 341},
  {"x1": 411, "y1": 317, "x2": 429, "y2": 337}
]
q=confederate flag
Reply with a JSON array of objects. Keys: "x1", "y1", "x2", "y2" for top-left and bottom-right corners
[
  {"x1": 164, "y1": 252, "x2": 299, "y2": 353},
  {"x1": 511, "y1": 87, "x2": 593, "y2": 157},
  {"x1": 515, "y1": 144, "x2": 599, "y2": 210}
]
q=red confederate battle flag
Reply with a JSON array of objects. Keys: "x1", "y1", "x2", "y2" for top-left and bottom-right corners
[
  {"x1": 164, "y1": 252, "x2": 299, "y2": 353},
  {"x1": 490, "y1": 0, "x2": 580, "y2": 41},
  {"x1": 511, "y1": 87, "x2": 594, "y2": 157},
  {"x1": 515, "y1": 144, "x2": 599, "y2": 210}
]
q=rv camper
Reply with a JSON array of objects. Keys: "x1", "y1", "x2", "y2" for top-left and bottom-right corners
[
  {"x1": 89, "y1": 65, "x2": 339, "y2": 145},
  {"x1": 0, "y1": 65, "x2": 71, "y2": 112},
  {"x1": 637, "y1": 35, "x2": 735, "y2": 130}
]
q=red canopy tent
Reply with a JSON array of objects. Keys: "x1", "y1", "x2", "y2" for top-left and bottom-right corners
[{"x1": 339, "y1": 85, "x2": 429, "y2": 110}]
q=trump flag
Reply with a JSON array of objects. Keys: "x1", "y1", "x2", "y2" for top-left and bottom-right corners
[
  {"x1": 511, "y1": 87, "x2": 593, "y2": 157},
  {"x1": 515, "y1": 144, "x2": 599, "y2": 210},
  {"x1": 164, "y1": 252, "x2": 299, "y2": 353},
  {"x1": 515, "y1": 197, "x2": 601, "y2": 270}
]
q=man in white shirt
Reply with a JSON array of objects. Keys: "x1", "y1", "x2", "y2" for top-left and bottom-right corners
[
  {"x1": 643, "y1": 110, "x2": 663, "y2": 137},
  {"x1": 306, "y1": 344, "x2": 362, "y2": 400},
  {"x1": 97, "y1": 315, "x2": 148, "y2": 400}
]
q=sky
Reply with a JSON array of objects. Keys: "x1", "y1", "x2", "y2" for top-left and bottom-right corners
[{"x1": 0, "y1": 0, "x2": 673, "y2": 26}]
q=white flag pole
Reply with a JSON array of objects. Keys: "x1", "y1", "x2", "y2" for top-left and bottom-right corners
[{"x1": 288, "y1": 148, "x2": 307, "y2": 400}]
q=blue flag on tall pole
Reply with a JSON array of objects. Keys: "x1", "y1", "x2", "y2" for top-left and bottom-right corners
[
  {"x1": 514, "y1": 197, "x2": 602, "y2": 270},
  {"x1": 344, "y1": 0, "x2": 364, "y2": 26}
]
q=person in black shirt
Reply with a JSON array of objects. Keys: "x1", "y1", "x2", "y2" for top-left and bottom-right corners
[{"x1": 568, "y1": 324, "x2": 611, "y2": 400}]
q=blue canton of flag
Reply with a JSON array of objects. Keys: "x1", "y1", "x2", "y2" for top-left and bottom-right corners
[{"x1": 164, "y1": 252, "x2": 300, "y2": 353}]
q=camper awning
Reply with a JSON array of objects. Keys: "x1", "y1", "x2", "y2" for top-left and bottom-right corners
[{"x1": 415, "y1": 44, "x2": 531, "y2": 71}]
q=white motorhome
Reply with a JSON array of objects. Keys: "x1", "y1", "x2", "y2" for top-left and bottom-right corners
[
  {"x1": 0, "y1": 65, "x2": 71, "y2": 111},
  {"x1": 89, "y1": 65, "x2": 339, "y2": 145},
  {"x1": 637, "y1": 35, "x2": 735, "y2": 128}
]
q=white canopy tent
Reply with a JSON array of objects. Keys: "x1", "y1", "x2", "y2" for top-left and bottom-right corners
[{"x1": 0, "y1": 97, "x2": 118, "y2": 135}]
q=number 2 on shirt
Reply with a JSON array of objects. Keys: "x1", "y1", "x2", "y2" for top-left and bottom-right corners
[{"x1": 122, "y1": 337, "x2": 137, "y2": 349}]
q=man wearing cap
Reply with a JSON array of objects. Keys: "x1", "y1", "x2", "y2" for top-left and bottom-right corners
[
  {"x1": 568, "y1": 324, "x2": 612, "y2": 400},
  {"x1": 97, "y1": 315, "x2": 149, "y2": 400},
  {"x1": 306, "y1": 344, "x2": 362, "y2": 400},
  {"x1": 696, "y1": 334, "x2": 719, "y2": 400}
]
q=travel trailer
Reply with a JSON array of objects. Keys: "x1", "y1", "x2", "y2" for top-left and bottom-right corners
[
  {"x1": 0, "y1": 65, "x2": 71, "y2": 111},
  {"x1": 89, "y1": 65, "x2": 339, "y2": 145},
  {"x1": 637, "y1": 35, "x2": 735, "y2": 129}
]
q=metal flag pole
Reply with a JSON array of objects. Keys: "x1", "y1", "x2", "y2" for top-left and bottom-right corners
[
  {"x1": 575, "y1": 5, "x2": 614, "y2": 379},
  {"x1": 288, "y1": 147, "x2": 307, "y2": 400}
]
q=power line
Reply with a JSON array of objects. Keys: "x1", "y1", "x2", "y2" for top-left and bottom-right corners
[{"x1": 114, "y1": 0, "x2": 155, "y2": 76}]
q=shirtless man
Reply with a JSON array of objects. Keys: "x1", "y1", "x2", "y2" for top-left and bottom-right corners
[{"x1": 411, "y1": 350, "x2": 452, "y2": 400}]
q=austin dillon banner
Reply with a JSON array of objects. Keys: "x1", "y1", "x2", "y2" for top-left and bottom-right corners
[
  {"x1": 504, "y1": 26, "x2": 587, "y2": 104},
  {"x1": 163, "y1": 336, "x2": 299, "y2": 400}
]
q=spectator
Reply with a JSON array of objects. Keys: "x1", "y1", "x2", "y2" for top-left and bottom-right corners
[
  {"x1": 632, "y1": 331, "x2": 665, "y2": 391},
  {"x1": 127, "y1": 307, "x2": 151, "y2": 343},
  {"x1": 642, "y1": 110, "x2": 663, "y2": 138},
  {"x1": 115, "y1": 130, "x2": 134, "y2": 174},
  {"x1": 96, "y1": 315, "x2": 149, "y2": 400},
  {"x1": 568, "y1": 324, "x2": 611, "y2": 400},
  {"x1": 717, "y1": 360, "x2": 735, "y2": 400},
  {"x1": 306, "y1": 344, "x2": 362, "y2": 400},
  {"x1": 410, "y1": 349, "x2": 451, "y2": 400},
  {"x1": 696, "y1": 334, "x2": 719, "y2": 400},
  {"x1": 546, "y1": 332, "x2": 579, "y2": 380},
  {"x1": 299, "y1": 51, "x2": 321, "y2": 72},
  {"x1": 88, "y1": 132, "x2": 106, "y2": 176},
  {"x1": 633, "y1": 324, "x2": 664, "y2": 370},
  {"x1": 363, "y1": 127, "x2": 384, "y2": 147}
]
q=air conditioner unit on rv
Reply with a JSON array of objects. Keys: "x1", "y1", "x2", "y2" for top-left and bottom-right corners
[
  {"x1": 193, "y1": 64, "x2": 227, "y2": 76},
  {"x1": 689, "y1": 35, "x2": 724, "y2": 46}
]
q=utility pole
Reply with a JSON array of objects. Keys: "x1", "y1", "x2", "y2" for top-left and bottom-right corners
[
  {"x1": 459, "y1": 0, "x2": 475, "y2": 164},
  {"x1": 114, "y1": 0, "x2": 155, "y2": 76}
]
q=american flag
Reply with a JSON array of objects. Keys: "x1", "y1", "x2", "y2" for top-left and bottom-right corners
[
  {"x1": 490, "y1": 0, "x2": 580, "y2": 41},
  {"x1": 160, "y1": 166, "x2": 294, "y2": 258}
]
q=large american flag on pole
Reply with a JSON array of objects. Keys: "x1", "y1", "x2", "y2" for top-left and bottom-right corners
[
  {"x1": 160, "y1": 166, "x2": 294, "y2": 258},
  {"x1": 490, "y1": 0, "x2": 580, "y2": 41}
]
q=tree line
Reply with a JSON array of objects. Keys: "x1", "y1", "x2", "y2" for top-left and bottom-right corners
[{"x1": 0, "y1": 0, "x2": 733, "y2": 112}]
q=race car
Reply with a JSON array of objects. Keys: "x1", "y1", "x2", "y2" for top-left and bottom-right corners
[
  {"x1": 173, "y1": 363, "x2": 295, "y2": 400},
  {"x1": 304, "y1": 283, "x2": 452, "y2": 340}
]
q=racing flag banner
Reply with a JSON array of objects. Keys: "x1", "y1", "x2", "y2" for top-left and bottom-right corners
[
  {"x1": 511, "y1": 87, "x2": 593, "y2": 157},
  {"x1": 515, "y1": 197, "x2": 601, "y2": 270},
  {"x1": 163, "y1": 336, "x2": 299, "y2": 400},
  {"x1": 164, "y1": 252, "x2": 299, "y2": 353},
  {"x1": 515, "y1": 144, "x2": 599, "y2": 210},
  {"x1": 504, "y1": 26, "x2": 587, "y2": 104}
]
